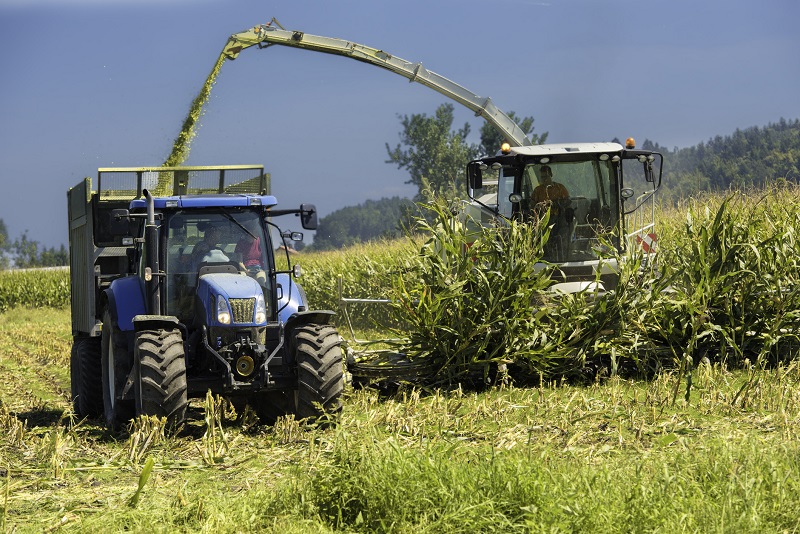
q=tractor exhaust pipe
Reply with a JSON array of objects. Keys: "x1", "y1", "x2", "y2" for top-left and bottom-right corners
[{"x1": 142, "y1": 189, "x2": 162, "y2": 315}]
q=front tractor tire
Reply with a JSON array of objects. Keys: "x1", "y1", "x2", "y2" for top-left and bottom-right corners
[
  {"x1": 134, "y1": 328, "x2": 189, "y2": 428},
  {"x1": 294, "y1": 324, "x2": 344, "y2": 422}
]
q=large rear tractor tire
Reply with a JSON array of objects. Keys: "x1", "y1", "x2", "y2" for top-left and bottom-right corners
[
  {"x1": 294, "y1": 324, "x2": 344, "y2": 423},
  {"x1": 134, "y1": 328, "x2": 189, "y2": 428},
  {"x1": 101, "y1": 310, "x2": 135, "y2": 430},
  {"x1": 70, "y1": 337, "x2": 103, "y2": 419}
]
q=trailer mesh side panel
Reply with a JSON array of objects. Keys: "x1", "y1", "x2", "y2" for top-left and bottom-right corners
[
  {"x1": 97, "y1": 166, "x2": 267, "y2": 198},
  {"x1": 98, "y1": 172, "x2": 138, "y2": 200}
]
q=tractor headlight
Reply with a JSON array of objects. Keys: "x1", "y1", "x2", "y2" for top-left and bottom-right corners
[
  {"x1": 254, "y1": 293, "x2": 267, "y2": 324},
  {"x1": 216, "y1": 294, "x2": 231, "y2": 325}
]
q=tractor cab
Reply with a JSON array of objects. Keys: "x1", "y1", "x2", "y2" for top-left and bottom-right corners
[{"x1": 158, "y1": 208, "x2": 273, "y2": 325}]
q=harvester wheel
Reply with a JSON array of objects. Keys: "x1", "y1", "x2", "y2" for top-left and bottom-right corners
[
  {"x1": 294, "y1": 324, "x2": 344, "y2": 423},
  {"x1": 70, "y1": 337, "x2": 103, "y2": 418},
  {"x1": 134, "y1": 328, "x2": 189, "y2": 428},
  {"x1": 101, "y1": 310, "x2": 135, "y2": 429}
]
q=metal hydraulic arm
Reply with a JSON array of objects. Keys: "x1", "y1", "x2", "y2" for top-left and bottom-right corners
[{"x1": 223, "y1": 21, "x2": 533, "y2": 147}]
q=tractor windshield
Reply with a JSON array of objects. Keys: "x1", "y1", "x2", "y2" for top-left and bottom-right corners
[
  {"x1": 163, "y1": 210, "x2": 270, "y2": 322},
  {"x1": 517, "y1": 160, "x2": 618, "y2": 263}
]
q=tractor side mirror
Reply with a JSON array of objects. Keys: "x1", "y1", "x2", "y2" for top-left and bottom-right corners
[
  {"x1": 109, "y1": 209, "x2": 133, "y2": 237},
  {"x1": 281, "y1": 230, "x2": 304, "y2": 242},
  {"x1": 300, "y1": 204, "x2": 317, "y2": 230},
  {"x1": 468, "y1": 162, "x2": 483, "y2": 190},
  {"x1": 621, "y1": 188, "x2": 635, "y2": 200}
]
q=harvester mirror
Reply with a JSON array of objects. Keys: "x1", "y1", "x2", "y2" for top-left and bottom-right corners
[
  {"x1": 621, "y1": 188, "x2": 635, "y2": 200},
  {"x1": 293, "y1": 264, "x2": 302, "y2": 278},
  {"x1": 644, "y1": 157, "x2": 656, "y2": 183},
  {"x1": 467, "y1": 162, "x2": 483, "y2": 189},
  {"x1": 299, "y1": 204, "x2": 317, "y2": 230},
  {"x1": 509, "y1": 193, "x2": 523, "y2": 204}
]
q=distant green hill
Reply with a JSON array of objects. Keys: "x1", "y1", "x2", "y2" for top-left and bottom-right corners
[
  {"x1": 312, "y1": 196, "x2": 416, "y2": 251},
  {"x1": 645, "y1": 117, "x2": 800, "y2": 202}
]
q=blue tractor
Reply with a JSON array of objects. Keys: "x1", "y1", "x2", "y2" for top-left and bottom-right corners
[{"x1": 68, "y1": 165, "x2": 343, "y2": 428}]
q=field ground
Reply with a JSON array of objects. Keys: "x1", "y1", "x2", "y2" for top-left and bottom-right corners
[{"x1": 1, "y1": 307, "x2": 800, "y2": 532}]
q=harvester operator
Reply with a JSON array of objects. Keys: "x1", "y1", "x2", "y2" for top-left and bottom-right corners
[
  {"x1": 533, "y1": 165, "x2": 572, "y2": 260},
  {"x1": 533, "y1": 165, "x2": 570, "y2": 214}
]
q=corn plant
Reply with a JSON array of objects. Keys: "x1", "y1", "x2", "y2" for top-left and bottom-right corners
[
  {"x1": 386, "y1": 200, "x2": 582, "y2": 384},
  {"x1": 35, "y1": 425, "x2": 73, "y2": 479},
  {"x1": 648, "y1": 188, "x2": 800, "y2": 368},
  {"x1": 0, "y1": 269, "x2": 70, "y2": 312},
  {"x1": 198, "y1": 391, "x2": 231, "y2": 465},
  {"x1": 127, "y1": 415, "x2": 167, "y2": 465},
  {"x1": 127, "y1": 456, "x2": 155, "y2": 508},
  {"x1": 300, "y1": 239, "x2": 416, "y2": 331},
  {"x1": 0, "y1": 403, "x2": 26, "y2": 448}
]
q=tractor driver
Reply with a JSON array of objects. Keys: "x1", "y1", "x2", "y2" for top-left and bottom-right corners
[
  {"x1": 191, "y1": 224, "x2": 230, "y2": 266},
  {"x1": 234, "y1": 220, "x2": 267, "y2": 287},
  {"x1": 533, "y1": 165, "x2": 572, "y2": 260}
]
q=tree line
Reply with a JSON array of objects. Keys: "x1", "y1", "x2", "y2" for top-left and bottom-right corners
[
  {"x1": 0, "y1": 222, "x2": 68, "y2": 270},
  {"x1": 644, "y1": 117, "x2": 800, "y2": 202}
]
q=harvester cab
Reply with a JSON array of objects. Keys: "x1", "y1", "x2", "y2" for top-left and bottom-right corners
[
  {"x1": 465, "y1": 138, "x2": 663, "y2": 292},
  {"x1": 68, "y1": 166, "x2": 344, "y2": 429}
]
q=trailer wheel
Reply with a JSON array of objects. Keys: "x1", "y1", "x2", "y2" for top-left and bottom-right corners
[
  {"x1": 134, "y1": 328, "x2": 188, "y2": 428},
  {"x1": 70, "y1": 337, "x2": 103, "y2": 418},
  {"x1": 101, "y1": 311, "x2": 135, "y2": 429},
  {"x1": 294, "y1": 324, "x2": 344, "y2": 423}
]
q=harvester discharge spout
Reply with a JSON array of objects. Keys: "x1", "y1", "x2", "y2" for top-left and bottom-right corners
[{"x1": 220, "y1": 18, "x2": 532, "y2": 147}]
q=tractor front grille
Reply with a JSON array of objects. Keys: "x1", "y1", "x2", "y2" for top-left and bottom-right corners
[{"x1": 229, "y1": 298, "x2": 255, "y2": 324}]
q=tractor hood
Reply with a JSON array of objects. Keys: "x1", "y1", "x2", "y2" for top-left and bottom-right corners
[{"x1": 197, "y1": 273, "x2": 267, "y2": 327}]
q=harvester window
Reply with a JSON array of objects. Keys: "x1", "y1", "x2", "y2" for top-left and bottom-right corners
[{"x1": 520, "y1": 160, "x2": 617, "y2": 262}]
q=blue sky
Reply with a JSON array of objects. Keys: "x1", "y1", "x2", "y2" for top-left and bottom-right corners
[{"x1": 1, "y1": 0, "x2": 798, "y2": 247}]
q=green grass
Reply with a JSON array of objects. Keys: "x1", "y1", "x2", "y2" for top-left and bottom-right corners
[{"x1": 1, "y1": 308, "x2": 800, "y2": 532}]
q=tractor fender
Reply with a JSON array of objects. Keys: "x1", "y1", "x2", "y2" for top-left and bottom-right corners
[
  {"x1": 283, "y1": 310, "x2": 337, "y2": 354},
  {"x1": 132, "y1": 315, "x2": 185, "y2": 337},
  {"x1": 105, "y1": 276, "x2": 146, "y2": 332}
]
